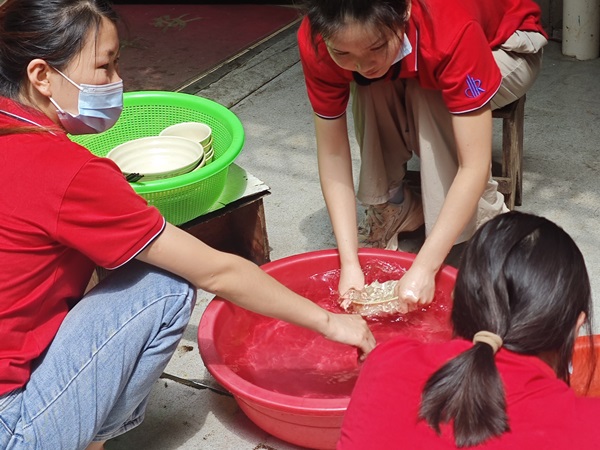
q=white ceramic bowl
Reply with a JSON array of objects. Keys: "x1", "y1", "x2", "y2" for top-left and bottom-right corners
[
  {"x1": 160, "y1": 122, "x2": 212, "y2": 147},
  {"x1": 201, "y1": 137, "x2": 213, "y2": 152},
  {"x1": 204, "y1": 146, "x2": 214, "y2": 164},
  {"x1": 107, "y1": 136, "x2": 204, "y2": 181}
]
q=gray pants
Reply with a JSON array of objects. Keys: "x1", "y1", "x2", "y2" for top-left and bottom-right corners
[{"x1": 351, "y1": 31, "x2": 547, "y2": 242}]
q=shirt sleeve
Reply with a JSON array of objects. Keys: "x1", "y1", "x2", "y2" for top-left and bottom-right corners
[
  {"x1": 437, "y1": 22, "x2": 502, "y2": 113},
  {"x1": 297, "y1": 18, "x2": 351, "y2": 119},
  {"x1": 55, "y1": 157, "x2": 165, "y2": 269}
]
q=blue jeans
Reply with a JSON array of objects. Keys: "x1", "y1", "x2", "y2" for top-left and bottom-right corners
[{"x1": 0, "y1": 261, "x2": 196, "y2": 449}]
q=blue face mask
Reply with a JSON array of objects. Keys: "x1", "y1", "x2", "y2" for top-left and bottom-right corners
[{"x1": 49, "y1": 68, "x2": 123, "y2": 135}]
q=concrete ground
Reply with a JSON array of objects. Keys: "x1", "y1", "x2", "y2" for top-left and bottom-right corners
[{"x1": 106, "y1": 27, "x2": 600, "y2": 450}]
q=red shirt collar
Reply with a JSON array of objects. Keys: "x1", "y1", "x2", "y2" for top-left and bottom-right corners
[{"x1": 0, "y1": 96, "x2": 61, "y2": 132}]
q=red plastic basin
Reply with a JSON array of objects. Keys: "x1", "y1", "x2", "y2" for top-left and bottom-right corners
[
  {"x1": 198, "y1": 249, "x2": 457, "y2": 449},
  {"x1": 571, "y1": 334, "x2": 600, "y2": 397}
]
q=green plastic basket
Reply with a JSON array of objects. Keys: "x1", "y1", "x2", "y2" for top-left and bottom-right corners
[{"x1": 70, "y1": 91, "x2": 245, "y2": 225}]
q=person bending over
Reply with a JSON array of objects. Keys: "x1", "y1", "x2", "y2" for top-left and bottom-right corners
[{"x1": 298, "y1": 0, "x2": 547, "y2": 310}]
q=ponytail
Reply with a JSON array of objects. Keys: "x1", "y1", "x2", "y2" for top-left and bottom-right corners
[
  {"x1": 417, "y1": 211, "x2": 595, "y2": 447},
  {"x1": 419, "y1": 341, "x2": 509, "y2": 447}
]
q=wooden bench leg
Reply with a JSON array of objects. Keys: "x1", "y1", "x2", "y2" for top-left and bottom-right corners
[{"x1": 501, "y1": 96, "x2": 525, "y2": 208}]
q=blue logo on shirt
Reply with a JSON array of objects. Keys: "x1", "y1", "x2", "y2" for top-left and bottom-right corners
[{"x1": 465, "y1": 75, "x2": 485, "y2": 98}]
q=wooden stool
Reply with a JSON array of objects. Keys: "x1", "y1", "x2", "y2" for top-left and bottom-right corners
[
  {"x1": 405, "y1": 95, "x2": 526, "y2": 210},
  {"x1": 491, "y1": 95, "x2": 525, "y2": 209}
]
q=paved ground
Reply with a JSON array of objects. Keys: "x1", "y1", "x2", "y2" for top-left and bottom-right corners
[{"x1": 106, "y1": 28, "x2": 600, "y2": 450}]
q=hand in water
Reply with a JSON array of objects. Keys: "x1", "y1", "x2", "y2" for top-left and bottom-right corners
[
  {"x1": 322, "y1": 312, "x2": 376, "y2": 361},
  {"x1": 338, "y1": 263, "x2": 365, "y2": 300},
  {"x1": 394, "y1": 265, "x2": 436, "y2": 312}
]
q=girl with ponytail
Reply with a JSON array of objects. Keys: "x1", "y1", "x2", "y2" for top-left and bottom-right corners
[{"x1": 339, "y1": 211, "x2": 599, "y2": 449}]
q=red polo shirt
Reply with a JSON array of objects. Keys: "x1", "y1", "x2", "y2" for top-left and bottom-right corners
[
  {"x1": 339, "y1": 336, "x2": 600, "y2": 449},
  {"x1": 298, "y1": 0, "x2": 546, "y2": 117},
  {"x1": 0, "y1": 98, "x2": 165, "y2": 395}
]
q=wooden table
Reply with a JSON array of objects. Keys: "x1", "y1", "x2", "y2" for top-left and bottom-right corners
[{"x1": 179, "y1": 164, "x2": 271, "y2": 265}]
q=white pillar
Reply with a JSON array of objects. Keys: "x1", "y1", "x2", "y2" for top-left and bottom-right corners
[{"x1": 562, "y1": 0, "x2": 600, "y2": 60}]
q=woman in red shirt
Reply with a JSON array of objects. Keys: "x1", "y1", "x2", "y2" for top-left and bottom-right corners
[
  {"x1": 299, "y1": 0, "x2": 547, "y2": 312},
  {"x1": 339, "y1": 211, "x2": 599, "y2": 449},
  {"x1": 0, "y1": 1, "x2": 375, "y2": 449}
]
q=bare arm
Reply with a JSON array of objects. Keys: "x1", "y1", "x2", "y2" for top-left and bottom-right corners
[
  {"x1": 136, "y1": 223, "x2": 376, "y2": 355},
  {"x1": 398, "y1": 105, "x2": 492, "y2": 305},
  {"x1": 314, "y1": 114, "x2": 364, "y2": 295}
]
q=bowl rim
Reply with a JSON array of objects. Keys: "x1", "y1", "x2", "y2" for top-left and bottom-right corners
[
  {"x1": 107, "y1": 135, "x2": 204, "y2": 179},
  {"x1": 111, "y1": 91, "x2": 244, "y2": 194},
  {"x1": 198, "y1": 248, "x2": 458, "y2": 415},
  {"x1": 159, "y1": 121, "x2": 213, "y2": 144},
  {"x1": 69, "y1": 91, "x2": 245, "y2": 193}
]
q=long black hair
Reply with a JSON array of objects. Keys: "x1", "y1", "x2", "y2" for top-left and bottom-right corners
[{"x1": 419, "y1": 211, "x2": 595, "y2": 447}]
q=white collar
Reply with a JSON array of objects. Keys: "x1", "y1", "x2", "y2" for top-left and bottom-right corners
[{"x1": 392, "y1": 34, "x2": 413, "y2": 65}]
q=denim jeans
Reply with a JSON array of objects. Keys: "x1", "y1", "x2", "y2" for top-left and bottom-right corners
[{"x1": 0, "y1": 261, "x2": 196, "y2": 449}]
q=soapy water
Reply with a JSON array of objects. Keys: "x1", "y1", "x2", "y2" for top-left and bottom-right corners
[{"x1": 215, "y1": 259, "x2": 453, "y2": 399}]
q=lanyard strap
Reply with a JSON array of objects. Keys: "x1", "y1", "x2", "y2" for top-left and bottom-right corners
[{"x1": 0, "y1": 108, "x2": 58, "y2": 135}]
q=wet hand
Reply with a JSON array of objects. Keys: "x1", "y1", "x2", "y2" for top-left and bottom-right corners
[
  {"x1": 394, "y1": 265, "x2": 436, "y2": 312},
  {"x1": 338, "y1": 264, "x2": 365, "y2": 300},
  {"x1": 322, "y1": 312, "x2": 376, "y2": 361}
]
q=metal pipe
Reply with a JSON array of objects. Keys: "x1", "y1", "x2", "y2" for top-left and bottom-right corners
[{"x1": 563, "y1": 0, "x2": 600, "y2": 60}]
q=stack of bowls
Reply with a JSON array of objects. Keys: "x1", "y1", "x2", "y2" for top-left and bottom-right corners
[
  {"x1": 106, "y1": 135, "x2": 205, "y2": 182},
  {"x1": 160, "y1": 122, "x2": 214, "y2": 165}
]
